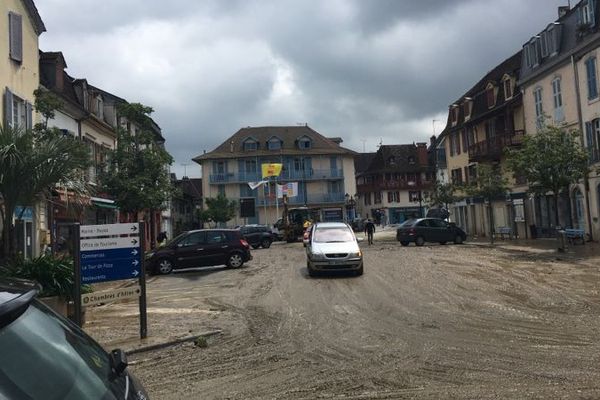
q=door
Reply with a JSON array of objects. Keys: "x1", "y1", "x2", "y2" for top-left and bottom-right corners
[
  {"x1": 175, "y1": 231, "x2": 207, "y2": 268},
  {"x1": 203, "y1": 231, "x2": 230, "y2": 265},
  {"x1": 574, "y1": 189, "x2": 585, "y2": 229}
]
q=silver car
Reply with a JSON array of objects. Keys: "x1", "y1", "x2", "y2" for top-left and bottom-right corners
[{"x1": 305, "y1": 222, "x2": 363, "y2": 277}]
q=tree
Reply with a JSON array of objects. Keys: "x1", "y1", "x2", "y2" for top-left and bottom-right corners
[
  {"x1": 424, "y1": 181, "x2": 458, "y2": 211},
  {"x1": 33, "y1": 88, "x2": 63, "y2": 130},
  {"x1": 101, "y1": 103, "x2": 174, "y2": 225},
  {"x1": 505, "y1": 125, "x2": 589, "y2": 228},
  {"x1": 201, "y1": 194, "x2": 237, "y2": 227},
  {"x1": 0, "y1": 124, "x2": 90, "y2": 260},
  {"x1": 463, "y1": 164, "x2": 509, "y2": 244}
]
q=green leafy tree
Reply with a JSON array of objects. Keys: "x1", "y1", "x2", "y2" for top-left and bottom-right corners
[
  {"x1": 101, "y1": 103, "x2": 174, "y2": 222},
  {"x1": 505, "y1": 125, "x2": 589, "y2": 228},
  {"x1": 424, "y1": 181, "x2": 458, "y2": 211},
  {"x1": 463, "y1": 164, "x2": 509, "y2": 244},
  {"x1": 0, "y1": 124, "x2": 90, "y2": 259},
  {"x1": 33, "y1": 88, "x2": 63, "y2": 131},
  {"x1": 201, "y1": 194, "x2": 237, "y2": 227}
]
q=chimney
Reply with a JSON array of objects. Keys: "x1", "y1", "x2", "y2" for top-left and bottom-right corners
[
  {"x1": 416, "y1": 143, "x2": 428, "y2": 165},
  {"x1": 558, "y1": 6, "x2": 569, "y2": 18},
  {"x1": 430, "y1": 135, "x2": 436, "y2": 147}
]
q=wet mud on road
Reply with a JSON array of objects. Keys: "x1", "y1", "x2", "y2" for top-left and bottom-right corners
[{"x1": 85, "y1": 241, "x2": 600, "y2": 399}]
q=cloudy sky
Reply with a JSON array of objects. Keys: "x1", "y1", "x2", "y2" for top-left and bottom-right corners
[{"x1": 37, "y1": 0, "x2": 568, "y2": 178}]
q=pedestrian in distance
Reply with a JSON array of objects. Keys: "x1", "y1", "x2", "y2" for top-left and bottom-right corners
[{"x1": 364, "y1": 219, "x2": 376, "y2": 245}]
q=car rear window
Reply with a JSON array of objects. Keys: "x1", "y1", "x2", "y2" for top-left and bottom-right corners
[{"x1": 399, "y1": 219, "x2": 417, "y2": 227}]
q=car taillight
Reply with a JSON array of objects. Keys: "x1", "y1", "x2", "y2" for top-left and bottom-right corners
[
  {"x1": 409, "y1": 228, "x2": 416, "y2": 234},
  {"x1": 240, "y1": 239, "x2": 250, "y2": 248}
]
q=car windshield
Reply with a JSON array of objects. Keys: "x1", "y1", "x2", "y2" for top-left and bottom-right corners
[
  {"x1": 313, "y1": 227, "x2": 354, "y2": 243},
  {"x1": 0, "y1": 300, "x2": 127, "y2": 400}
]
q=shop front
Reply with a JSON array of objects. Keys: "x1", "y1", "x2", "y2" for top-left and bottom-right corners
[{"x1": 388, "y1": 207, "x2": 422, "y2": 224}]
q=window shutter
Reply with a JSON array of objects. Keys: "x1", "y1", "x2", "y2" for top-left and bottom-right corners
[
  {"x1": 462, "y1": 130, "x2": 468, "y2": 152},
  {"x1": 591, "y1": 0, "x2": 597, "y2": 26},
  {"x1": 456, "y1": 133, "x2": 461, "y2": 155},
  {"x1": 4, "y1": 88, "x2": 13, "y2": 127},
  {"x1": 25, "y1": 101, "x2": 32, "y2": 129},
  {"x1": 8, "y1": 13, "x2": 23, "y2": 63}
]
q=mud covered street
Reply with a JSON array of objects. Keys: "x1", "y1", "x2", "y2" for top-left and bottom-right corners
[{"x1": 86, "y1": 241, "x2": 600, "y2": 399}]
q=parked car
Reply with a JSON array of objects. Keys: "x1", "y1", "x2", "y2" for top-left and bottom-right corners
[
  {"x1": 396, "y1": 218, "x2": 467, "y2": 246},
  {"x1": 0, "y1": 278, "x2": 149, "y2": 400},
  {"x1": 146, "y1": 229, "x2": 252, "y2": 274},
  {"x1": 305, "y1": 222, "x2": 363, "y2": 277},
  {"x1": 239, "y1": 225, "x2": 275, "y2": 249},
  {"x1": 272, "y1": 218, "x2": 284, "y2": 241}
]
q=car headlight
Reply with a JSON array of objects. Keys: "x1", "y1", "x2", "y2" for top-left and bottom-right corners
[
  {"x1": 351, "y1": 250, "x2": 362, "y2": 258},
  {"x1": 310, "y1": 252, "x2": 326, "y2": 260}
]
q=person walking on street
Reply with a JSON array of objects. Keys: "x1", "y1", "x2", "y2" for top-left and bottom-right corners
[{"x1": 364, "y1": 219, "x2": 376, "y2": 245}]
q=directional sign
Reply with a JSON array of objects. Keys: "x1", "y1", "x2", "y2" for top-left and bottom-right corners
[
  {"x1": 80, "y1": 237, "x2": 140, "y2": 252},
  {"x1": 81, "y1": 285, "x2": 141, "y2": 307},
  {"x1": 80, "y1": 223, "x2": 140, "y2": 238}
]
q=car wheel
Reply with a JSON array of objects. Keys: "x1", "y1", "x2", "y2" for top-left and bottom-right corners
[
  {"x1": 439, "y1": 241, "x2": 447, "y2": 245},
  {"x1": 307, "y1": 262, "x2": 317, "y2": 277},
  {"x1": 400, "y1": 241, "x2": 410, "y2": 247},
  {"x1": 227, "y1": 252, "x2": 244, "y2": 268},
  {"x1": 261, "y1": 238, "x2": 272, "y2": 249},
  {"x1": 156, "y1": 258, "x2": 173, "y2": 275},
  {"x1": 251, "y1": 244, "x2": 260, "y2": 250},
  {"x1": 415, "y1": 236, "x2": 425, "y2": 247},
  {"x1": 454, "y1": 235, "x2": 464, "y2": 244}
]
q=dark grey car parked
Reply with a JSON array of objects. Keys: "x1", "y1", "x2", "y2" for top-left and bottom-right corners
[
  {"x1": 238, "y1": 225, "x2": 275, "y2": 249},
  {"x1": 396, "y1": 218, "x2": 467, "y2": 246}
]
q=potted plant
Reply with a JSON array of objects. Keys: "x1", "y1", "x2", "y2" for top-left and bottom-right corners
[{"x1": 0, "y1": 255, "x2": 92, "y2": 320}]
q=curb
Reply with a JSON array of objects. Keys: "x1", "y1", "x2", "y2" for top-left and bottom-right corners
[{"x1": 125, "y1": 330, "x2": 223, "y2": 356}]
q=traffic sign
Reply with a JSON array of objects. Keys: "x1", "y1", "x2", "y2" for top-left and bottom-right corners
[
  {"x1": 82, "y1": 285, "x2": 141, "y2": 307},
  {"x1": 80, "y1": 223, "x2": 139, "y2": 238},
  {"x1": 80, "y1": 237, "x2": 140, "y2": 251}
]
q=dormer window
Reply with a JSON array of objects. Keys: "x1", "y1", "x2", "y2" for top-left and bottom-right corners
[
  {"x1": 267, "y1": 136, "x2": 282, "y2": 150},
  {"x1": 96, "y1": 96, "x2": 104, "y2": 119},
  {"x1": 450, "y1": 105, "x2": 459, "y2": 126},
  {"x1": 463, "y1": 98, "x2": 473, "y2": 121},
  {"x1": 243, "y1": 137, "x2": 258, "y2": 151},
  {"x1": 580, "y1": 0, "x2": 595, "y2": 27},
  {"x1": 388, "y1": 156, "x2": 396, "y2": 165},
  {"x1": 503, "y1": 75, "x2": 513, "y2": 101},
  {"x1": 297, "y1": 136, "x2": 312, "y2": 149},
  {"x1": 408, "y1": 156, "x2": 415, "y2": 165},
  {"x1": 486, "y1": 83, "x2": 496, "y2": 108},
  {"x1": 525, "y1": 37, "x2": 541, "y2": 68}
]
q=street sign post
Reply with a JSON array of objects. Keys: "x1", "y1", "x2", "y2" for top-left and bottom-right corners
[{"x1": 73, "y1": 222, "x2": 148, "y2": 339}]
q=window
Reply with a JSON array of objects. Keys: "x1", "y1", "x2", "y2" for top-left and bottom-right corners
[
  {"x1": 374, "y1": 191, "x2": 382, "y2": 204},
  {"x1": 486, "y1": 84, "x2": 496, "y2": 108},
  {"x1": 586, "y1": 57, "x2": 598, "y2": 100},
  {"x1": 503, "y1": 76, "x2": 513, "y2": 100},
  {"x1": 388, "y1": 156, "x2": 396, "y2": 165},
  {"x1": 552, "y1": 77, "x2": 564, "y2": 122},
  {"x1": 243, "y1": 138, "x2": 258, "y2": 151},
  {"x1": 455, "y1": 132, "x2": 461, "y2": 155},
  {"x1": 451, "y1": 168, "x2": 463, "y2": 185},
  {"x1": 585, "y1": 119, "x2": 600, "y2": 162},
  {"x1": 463, "y1": 99, "x2": 472, "y2": 120},
  {"x1": 525, "y1": 39, "x2": 540, "y2": 68},
  {"x1": 297, "y1": 136, "x2": 312, "y2": 149},
  {"x1": 540, "y1": 31, "x2": 549, "y2": 58},
  {"x1": 407, "y1": 156, "x2": 415, "y2": 165},
  {"x1": 4, "y1": 89, "x2": 32, "y2": 129},
  {"x1": 387, "y1": 191, "x2": 400, "y2": 203},
  {"x1": 580, "y1": 0, "x2": 595, "y2": 26},
  {"x1": 364, "y1": 193, "x2": 372, "y2": 206},
  {"x1": 182, "y1": 232, "x2": 206, "y2": 246},
  {"x1": 218, "y1": 185, "x2": 225, "y2": 196},
  {"x1": 267, "y1": 137, "x2": 282, "y2": 150},
  {"x1": 533, "y1": 87, "x2": 544, "y2": 129},
  {"x1": 450, "y1": 105, "x2": 459, "y2": 126},
  {"x1": 409, "y1": 191, "x2": 421, "y2": 202},
  {"x1": 8, "y1": 12, "x2": 22, "y2": 63},
  {"x1": 213, "y1": 161, "x2": 226, "y2": 174},
  {"x1": 96, "y1": 97, "x2": 104, "y2": 119},
  {"x1": 461, "y1": 130, "x2": 468, "y2": 153}
]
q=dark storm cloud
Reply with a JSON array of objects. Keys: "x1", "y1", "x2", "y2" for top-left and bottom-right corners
[{"x1": 36, "y1": 0, "x2": 569, "y2": 177}]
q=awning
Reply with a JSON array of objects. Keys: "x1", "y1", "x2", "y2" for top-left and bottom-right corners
[{"x1": 91, "y1": 197, "x2": 118, "y2": 209}]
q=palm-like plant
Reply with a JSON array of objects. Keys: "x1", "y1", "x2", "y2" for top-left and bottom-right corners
[{"x1": 0, "y1": 124, "x2": 90, "y2": 259}]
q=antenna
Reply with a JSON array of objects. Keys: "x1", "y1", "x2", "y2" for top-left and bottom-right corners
[
  {"x1": 432, "y1": 119, "x2": 440, "y2": 136},
  {"x1": 360, "y1": 139, "x2": 366, "y2": 152},
  {"x1": 181, "y1": 163, "x2": 190, "y2": 178},
  {"x1": 377, "y1": 138, "x2": 383, "y2": 148}
]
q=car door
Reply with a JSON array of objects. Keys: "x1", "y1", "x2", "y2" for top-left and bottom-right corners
[
  {"x1": 427, "y1": 219, "x2": 447, "y2": 242},
  {"x1": 415, "y1": 219, "x2": 432, "y2": 241},
  {"x1": 175, "y1": 231, "x2": 207, "y2": 268},
  {"x1": 203, "y1": 231, "x2": 230, "y2": 265}
]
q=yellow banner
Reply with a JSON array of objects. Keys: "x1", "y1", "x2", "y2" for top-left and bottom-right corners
[{"x1": 261, "y1": 163, "x2": 283, "y2": 178}]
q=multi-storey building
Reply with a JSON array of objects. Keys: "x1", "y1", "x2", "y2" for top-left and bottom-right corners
[
  {"x1": 193, "y1": 125, "x2": 357, "y2": 225},
  {"x1": 171, "y1": 176, "x2": 203, "y2": 235},
  {"x1": 439, "y1": 51, "x2": 527, "y2": 238},
  {"x1": 519, "y1": 1, "x2": 600, "y2": 239},
  {"x1": 1, "y1": 0, "x2": 45, "y2": 258},
  {"x1": 355, "y1": 143, "x2": 434, "y2": 225}
]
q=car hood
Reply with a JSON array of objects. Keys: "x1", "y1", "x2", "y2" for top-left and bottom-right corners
[{"x1": 310, "y1": 241, "x2": 360, "y2": 254}]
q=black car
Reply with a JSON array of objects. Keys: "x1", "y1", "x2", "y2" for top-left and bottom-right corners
[
  {"x1": 396, "y1": 218, "x2": 467, "y2": 246},
  {"x1": 146, "y1": 229, "x2": 252, "y2": 274},
  {"x1": 238, "y1": 225, "x2": 275, "y2": 249},
  {"x1": 0, "y1": 278, "x2": 149, "y2": 400}
]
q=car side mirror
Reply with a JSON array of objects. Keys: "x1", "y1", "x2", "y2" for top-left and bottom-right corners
[{"x1": 110, "y1": 349, "x2": 128, "y2": 377}]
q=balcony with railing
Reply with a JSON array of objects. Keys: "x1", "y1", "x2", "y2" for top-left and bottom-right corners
[
  {"x1": 255, "y1": 192, "x2": 345, "y2": 206},
  {"x1": 468, "y1": 130, "x2": 524, "y2": 162},
  {"x1": 356, "y1": 179, "x2": 433, "y2": 194},
  {"x1": 209, "y1": 168, "x2": 344, "y2": 184}
]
